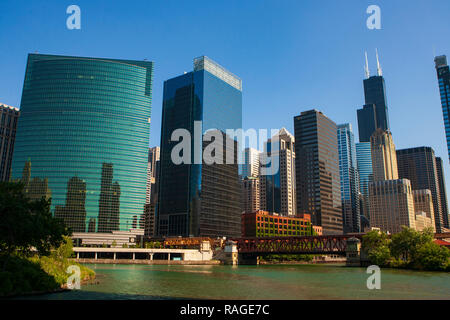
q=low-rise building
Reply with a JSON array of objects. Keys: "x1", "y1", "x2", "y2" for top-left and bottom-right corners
[{"x1": 241, "y1": 210, "x2": 322, "y2": 237}]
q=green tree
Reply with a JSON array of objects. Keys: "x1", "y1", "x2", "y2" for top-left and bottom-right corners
[
  {"x1": 0, "y1": 182, "x2": 69, "y2": 270},
  {"x1": 414, "y1": 242, "x2": 450, "y2": 271},
  {"x1": 53, "y1": 236, "x2": 73, "y2": 260},
  {"x1": 390, "y1": 227, "x2": 433, "y2": 263},
  {"x1": 362, "y1": 230, "x2": 391, "y2": 266}
]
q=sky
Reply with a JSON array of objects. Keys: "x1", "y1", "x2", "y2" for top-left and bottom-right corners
[{"x1": 1, "y1": 0, "x2": 450, "y2": 194}]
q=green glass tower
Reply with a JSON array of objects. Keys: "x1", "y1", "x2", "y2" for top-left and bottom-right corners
[{"x1": 11, "y1": 53, "x2": 153, "y2": 233}]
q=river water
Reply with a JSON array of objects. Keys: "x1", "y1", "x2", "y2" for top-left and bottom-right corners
[{"x1": 26, "y1": 264, "x2": 450, "y2": 300}]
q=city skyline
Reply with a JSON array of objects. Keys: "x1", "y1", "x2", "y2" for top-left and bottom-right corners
[{"x1": 1, "y1": 1, "x2": 450, "y2": 199}]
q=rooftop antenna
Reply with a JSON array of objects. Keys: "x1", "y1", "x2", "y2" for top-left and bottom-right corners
[
  {"x1": 376, "y1": 48, "x2": 383, "y2": 76},
  {"x1": 365, "y1": 51, "x2": 370, "y2": 79}
]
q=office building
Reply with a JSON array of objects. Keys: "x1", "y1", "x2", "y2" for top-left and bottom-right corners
[
  {"x1": 337, "y1": 124, "x2": 360, "y2": 233},
  {"x1": 158, "y1": 56, "x2": 242, "y2": 238},
  {"x1": 357, "y1": 50, "x2": 390, "y2": 142},
  {"x1": 241, "y1": 210, "x2": 322, "y2": 238},
  {"x1": 242, "y1": 176, "x2": 260, "y2": 214},
  {"x1": 0, "y1": 103, "x2": 19, "y2": 182},
  {"x1": 146, "y1": 147, "x2": 160, "y2": 204},
  {"x1": 370, "y1": 129, "x2": 398, "y2": 181},
  {"x1": 436, "y1": 157, "x2": 450, "y2": 229},
  {"x1": 435, "y1": 55, "x2": 450, "y2": 161},
  {"x1": 413, "y1": 189, "x2": 436, "y2": 232},
  {"x1": 356, "y1": 142, "x2": 373, "y2": 230},
  {"x1": 397, "y1": 147, "x2": 445, "y2": 232},
  {"x1": 294, "y1": 110, "x2": 343, "y2": 235},
  {"x1": 11, "y1": 53, "x2": 153, "y2": 233},
  {"x1": 241, "y1": 147, "x2": 260, "y2": 178},
  {"x1": 260, "y1": 128, "x2": 296, "y2": 216},
  {"x1": 369, "y1": 179, "x2": 416, "y2": 234}
]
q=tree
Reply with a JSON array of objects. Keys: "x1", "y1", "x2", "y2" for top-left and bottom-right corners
[
  {"x1": 362, "y1": 230, "x2": 391, "y2": 266},
  {"x1": 390, "y1": 227, "x2": 433, "y2": 263},
  {"x1": 53, "y1": 236, "x2": 73, "y2": 260},
  {"x1": 0, "y1": 182, "x2": 69, "y2": 270},
  {"x1": 414, "y1": 242, "x2": 450, "y2": 271}
]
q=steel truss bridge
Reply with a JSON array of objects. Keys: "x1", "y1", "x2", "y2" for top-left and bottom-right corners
[{"x1": 233, "y1": 233, "x2": 450, "y2": 255}]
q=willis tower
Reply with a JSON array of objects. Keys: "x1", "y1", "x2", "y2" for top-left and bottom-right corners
[{"x1": 357, "y1": 50, "x2": 390, "y2": 142}]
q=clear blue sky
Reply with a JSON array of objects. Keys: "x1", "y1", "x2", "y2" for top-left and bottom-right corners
[{"x1": 1, "y1": 0, "x2": 450, "y2": 192}]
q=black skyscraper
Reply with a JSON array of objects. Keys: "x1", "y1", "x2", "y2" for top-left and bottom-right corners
[{"x1": 357, "y1": 51, "x2": 390, "y2": 142}]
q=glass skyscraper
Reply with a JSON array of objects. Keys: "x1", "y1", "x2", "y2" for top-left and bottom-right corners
[
  {"x1": 11, "y1": 53, "x2": 153, "y2": 233},
  {"x1": 337, "y1": 124, "x2": 360, "y2": 233},
  {"x1": 157, "y1": 56, "x2": 242, "y2": 238},
  {"x1": 356, "y1": 142, "x2": 373, "y2": 230},
  {"x1": 435, "y1": 55, "x2": 450, "y2": 162}
]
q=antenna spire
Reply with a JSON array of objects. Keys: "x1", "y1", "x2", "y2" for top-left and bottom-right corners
[
  {"x1": 365, "y1": 51, "x2": 370, "y2": 79},
  {"x1": 376, "y1": 48, "x2": 383, "y2": 76}
]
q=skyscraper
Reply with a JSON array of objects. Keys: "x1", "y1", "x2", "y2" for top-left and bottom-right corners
[
  {"x1": 294, "y1": 110, "x2": 343, "y2": 235},
  {"x1": 435, "y1": 157, "x2": 450, "y2": 229},
  {"x1": 337, "y1": 124, "x2": 360, "y2": 233},
  {"x1": 0, "y1": 103, "x2": 19, "y2": 182},
  {"x1": 356, "y1": 142, "x2": 373, "y2": 230},
  {"x1": 157, "y1": 56, "x2": 242, "y2": 238},
  {"x1": 11, "y1": 53, "x2": 153, "y2": 232},
  {"x1": 241, "y1": 147, "x2": 261, "y2": 178},
  {"x1": 260, "y1": 128, "x2": 296, "y2": 216},
  {"x1": 146, "y1": 147, "x2": 160, "y2": 204},
  {"x1": 357, "y1": 50, "x2": 390, "y2": 142},
  {"x1": 54, "y1": 177, "x2": 87, "y2": 233},
  {"x1": 370, "y1": 129, "x2": 398, "y2": 181},
  {"x1": 435, "y1": 55, "x2": 450, "y2": 162},
  {"x1": 242, "y1": 176, "x2": 260, "y2": 214},
  {"x1": 396, "y1": 147, "x2": 445, "y2": 233}
]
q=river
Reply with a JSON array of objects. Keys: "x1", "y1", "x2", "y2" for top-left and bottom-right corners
[{"x1": 23, "y1": 264, "x2": 450, "y2": 300}]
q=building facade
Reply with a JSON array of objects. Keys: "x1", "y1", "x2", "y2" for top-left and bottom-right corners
[
  {"x1": 337, "y1": 124, "x2": 360, "y2": 233},
  {"x1": 242, "y1": 176, "x2": 260, "y2": 214},
  {"x1": 370, "y1": 129, "x2": 398, "y2": 181},
  {"x1": 435, "y1": 157, "x2": 450, "y2": 229},
  {"x1": 11, "y1": 53, "x2": 153, "y2": 233},
  {"x1": 396, "y1": 147, "x2": 445, "y2": 233},
  {"x1": 294, "y1": 110, "x2": 343, "y2": 235},
  {"x1": 0, "y1": 104, "x2": 19, "y2": 182},
  {"x1": 369, "y1": 179, "x2": 416, "y2": 234},
  {"x1": 435, "y1": 55, "x2": 450, "y2": 162},
  {"x1": 413, "y1": 189, "x2": 436, "y2": 232},
  {"x1": 356, "y1": 142, "x2": 373, "y2": 230},
  {"x1": 146, "y1": 147, "x2": 160, "y2": 204},
  {"x1": 157, "y1": 56, "x2": 242, "y2": 238},
  {"x1": 260, "y1": 128, "x2": 296, "y2": 216},
  {"x1": 241, "y1": 147, "x2": 260, "y2": 178},
  {"x1": 241, "y1": 211, "x2": 321, "y2": 238}
]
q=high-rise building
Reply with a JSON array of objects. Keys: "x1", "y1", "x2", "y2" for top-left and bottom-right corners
[
  {"x1": 157, "y1": 56, "x2": 242, "y2": 238},
  {"x1": 294, "y1": 110, "x2": 343, "y2": 235},
  {"x1": 241, "y1": 147, "x2": 260, "y2": 178},
  {"x1": 242, "y1": 176, "x2": 260, "y2": 214},
  {"x1": 337, "y1": 124, "x2": 360, "y2": 233},
  {"x1": 396, "y1": 147, "x2": 445, "y2": 232},
  {"x1": 413, "y1": 189, "x2": 436, "y2": 232},
  {"x1": 146, "y1": 147, "x2": 160, "y2": 204},
  {"x1": 11, "y1": 53, "x2": 153, "y2": 233},
  {"x1": 0, "y1": 103, "x2": 19, "y2": 182},
  {"x1": 260, "y1": 128, "x2": 296, "y2": 216},
  {"x1": 370, "y1": 129, "x2": 398, "y2": 181},
  {"x1": 356, "y1": 142, "x2": 373, "y2": 230},
  {"x1": 357, "y1": 50, "x2": 390, "y2": 142},
  {"x1": 434, "y1": 55, "x2": 450, "y2": 162},
  {"x1": 369, "y1": 179, "x2": 416, "y2": 234},
  {"x1": 436, "y1": 157, "x2": 450, "y2": 229}
]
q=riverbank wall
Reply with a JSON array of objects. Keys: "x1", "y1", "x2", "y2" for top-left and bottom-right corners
[{"x1": 73, "y1": 258, "x2": 222, "y2": 265}]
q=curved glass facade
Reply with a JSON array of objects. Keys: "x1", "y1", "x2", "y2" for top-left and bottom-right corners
[{"x1": 11, "y1": 54, "x2": 153, "y2": 233}]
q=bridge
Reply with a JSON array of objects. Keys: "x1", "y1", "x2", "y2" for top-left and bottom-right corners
[
  {"x1": 233, "y1": 234, "x2": 364, "y2": 255},
  {"x1": 232, "y1": 232, "x2": 450, "y2": 255}
]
